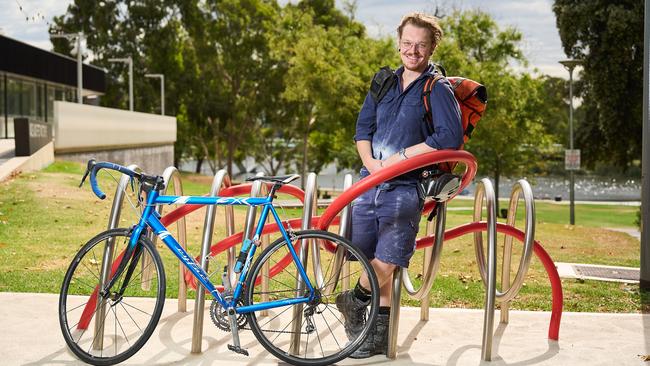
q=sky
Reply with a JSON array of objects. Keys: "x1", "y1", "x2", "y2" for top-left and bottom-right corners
[{"x1": 0, "y1": 0, "x2": 570, "y2": 78}]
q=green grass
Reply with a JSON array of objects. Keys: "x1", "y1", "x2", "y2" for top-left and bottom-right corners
[{"x1": 0, "y1": 160, "x2": 645, "y2": 313}]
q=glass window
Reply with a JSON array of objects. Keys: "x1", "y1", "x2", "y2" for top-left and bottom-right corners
[
  {"x1": 36, "y1": 83, "x2": 45, "y2": 121},
  {"x1": 21, "y1": 80, "x2": 36, "y2": 119},
  {"x1": 0, "y1": 74, "x2": 4, "y2": 138},
  {"x1": 6, "y1": 77, "x2": 20, "y2": 138},
  {"x1": 47, "y1": 85, "x2": 54, "y2": 122}
]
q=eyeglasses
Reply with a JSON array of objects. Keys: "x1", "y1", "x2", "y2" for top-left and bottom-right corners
[{"x1": 400, "y1": 40, "x2": 431, "y2": 51}]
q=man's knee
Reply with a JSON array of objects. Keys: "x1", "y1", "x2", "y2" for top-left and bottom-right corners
[{"x1": 372, "y1": 258, "x2": 398, "y2": 281}]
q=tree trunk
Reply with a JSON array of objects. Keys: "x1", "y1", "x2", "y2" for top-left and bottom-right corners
[
  {"x1": 195, "y1": 156, "x2": 204, "y2": 174},
  {"x1": 227, "y1": 136, "x2": 234, "y2": 178}
]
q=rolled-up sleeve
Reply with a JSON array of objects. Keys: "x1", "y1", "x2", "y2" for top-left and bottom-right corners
[
  {"x1": 424, "y1": 79, "x2": 463, "y2": 149},
  {"x1": 354, "y1": 92, "x2": 377, "y2": 142}
]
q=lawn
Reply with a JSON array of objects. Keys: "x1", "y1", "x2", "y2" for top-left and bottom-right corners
[{"x1": 0, "y1": 161, "x2": 645, "y2": 313}]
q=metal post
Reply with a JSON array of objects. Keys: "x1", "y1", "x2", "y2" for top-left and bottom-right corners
[
  {"x1": 95, "y1": 164, "x2": 141, "y2": 350},
  {"x1": 568, "y1": 68, "x2": 575, "y2": 225},
  {"x1": 480, "y1": 178, "x2": 497, "y2": 361},
  {"x1": 560, "y1": 59, "x2": 582, "y2": 225},
  {"x1": 338, "y1": 174, "x2": 353, "y2": 291},
  {"x1": 420, "y1": 219, "x2": 435, "y2": 321},
  {"x1": 641, "y1": 0, "x2": 650, "y2": 291},
  {"x1": 76, "y1": 33, "x2": 82, "y2": 103},
  {"x1": 128, "y1": 57, "x2": 133, "y2": 111},
  {"x1": 145, "y1": 73, "x2": 164, "y2": 115},
  {"x1": 191, "y1": 170, "x2": 230, "y2": 353},
  {"x1": 289, "y1": 172, "x2": 317, "y2": 355},
  {"x1": 108, "y1": 57, "x2": 133, "y2": 111},
  {"x1": 387, "y1": 267, "x2": 402, "y2": 359}
]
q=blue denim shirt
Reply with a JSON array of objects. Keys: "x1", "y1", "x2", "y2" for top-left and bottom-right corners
[{"x1": 354, "y1": 64, "x2": 463, "y2": 183}]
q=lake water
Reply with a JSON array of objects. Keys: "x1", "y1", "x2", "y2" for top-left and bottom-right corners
[{"x1": 180, "y1": 160, "x2": 641, "y2": 202}]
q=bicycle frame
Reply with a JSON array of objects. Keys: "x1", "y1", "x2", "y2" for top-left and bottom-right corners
[{"x1": 128, "y1": 188, "x2": 316, "y2": 315}]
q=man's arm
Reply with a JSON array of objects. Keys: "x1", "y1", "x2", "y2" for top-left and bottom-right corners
[{"x1": 357, "y1": 140, "x2": 383, "y2": 174}]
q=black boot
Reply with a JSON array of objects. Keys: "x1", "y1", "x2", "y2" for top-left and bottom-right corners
[
  {"x1": 336, "y1": 290, "x2": 369, "y2": 340},
  {"x1": 349, "y1": 313, "x2": 389, "y2": 359}
]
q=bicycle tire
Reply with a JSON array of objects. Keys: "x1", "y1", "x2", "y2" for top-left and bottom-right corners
[
  {"x1": 245, "y1": 230, "x2": 379, "y2": 366},
  {"x1": 59, "y1": 228, "x2": 166, "y2": 365}
]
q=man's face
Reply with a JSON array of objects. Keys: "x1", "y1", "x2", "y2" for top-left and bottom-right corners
[{"x1": 399, "y1": 23, "x2": 434, "y2": 73}]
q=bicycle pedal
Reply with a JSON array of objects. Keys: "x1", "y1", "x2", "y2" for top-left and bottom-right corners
[{"x1": 227, "y1": 344, "x2": 249, "y2": 356}]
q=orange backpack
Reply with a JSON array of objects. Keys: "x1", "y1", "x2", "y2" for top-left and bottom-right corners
[{"x1": 422, "y1": 73, "x2": 487, "y2": 172}]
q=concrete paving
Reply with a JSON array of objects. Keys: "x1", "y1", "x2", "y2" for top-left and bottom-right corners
[{"x1": 1, "y1": 292, "x2": 649, "y2": 366}]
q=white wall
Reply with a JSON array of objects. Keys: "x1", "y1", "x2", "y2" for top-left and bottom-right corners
[{"x1": 53, "y1": 101, "x2": 176, "y2": 152}]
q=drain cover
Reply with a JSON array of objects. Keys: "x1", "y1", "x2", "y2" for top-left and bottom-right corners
[{"x1": 572, "y1": 265, "x2": 639, "y2": 281}]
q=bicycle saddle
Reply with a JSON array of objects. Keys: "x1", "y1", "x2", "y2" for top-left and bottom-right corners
[{"x1": 245, "y1": 174, "x2": 300, "y2": 184}]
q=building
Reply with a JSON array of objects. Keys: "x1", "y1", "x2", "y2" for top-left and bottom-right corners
[
  {"x1": 0, "y1": 34, "x2": 106, "y2": 139},
  {"x1": 0, "y1": 34, "x2": 176, "y2": 175}
]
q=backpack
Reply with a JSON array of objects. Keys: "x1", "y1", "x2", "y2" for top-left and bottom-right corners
[{"x1": 369, "y1": 64, "x2": 488, "y2": 173}]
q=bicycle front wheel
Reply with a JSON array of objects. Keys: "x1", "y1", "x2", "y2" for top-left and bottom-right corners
[
  {"x1": 245, "y1": 230, "x2": 379, "y2": 366},
  {"x1": 59, "y1": 228, "x2": 166, "y2": 366}
]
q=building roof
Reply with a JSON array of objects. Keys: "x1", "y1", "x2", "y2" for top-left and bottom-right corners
[{"x1": 0, "y1": 35, "x2": 105, "y2": 94}]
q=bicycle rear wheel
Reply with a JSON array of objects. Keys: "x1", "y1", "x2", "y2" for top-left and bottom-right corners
[
  {"x1": 245, "y1": 230, "x2": 379, "y2": 366},
  {"x1": 59, "y1": 228, "x2": 166, "y2": 366}
]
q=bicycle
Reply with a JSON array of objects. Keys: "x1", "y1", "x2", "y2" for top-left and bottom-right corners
[{"x1": 58, "y1": 160, "x2": 379, "y2": 366}]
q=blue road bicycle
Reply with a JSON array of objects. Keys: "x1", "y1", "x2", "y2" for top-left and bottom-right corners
[{"x1": 58, "y1": 160, "x2": 379, "y2": 366}]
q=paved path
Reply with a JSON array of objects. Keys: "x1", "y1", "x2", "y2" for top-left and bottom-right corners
[{"x1": 2, "y1": 292, "x2": 649, "y2": 366}]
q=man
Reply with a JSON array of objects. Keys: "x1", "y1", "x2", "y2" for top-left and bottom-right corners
[{"x1": 336, "y1": 12, "x2": 463, "y2": 358}]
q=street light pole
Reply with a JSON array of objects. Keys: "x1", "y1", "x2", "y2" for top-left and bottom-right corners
[
  {"x1": 108, "y1": 57, "x2": 133, "y2": 111},
  {"x1": 144, "y1": 74, "x2": 165, "y2": 115},
  {"x1": 640, "y1": 0, "x2": 649, "y2": 291},
  {"x1": 50, "y1": 32, "x2": 84, "y2": 104},
  {"x1": 559, "y1": 59, "x2": 582, "y2": 226}
]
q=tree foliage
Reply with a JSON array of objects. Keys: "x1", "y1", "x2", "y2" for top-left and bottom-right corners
[
  {"x1": 553, "y1": 0, "x2": 644, "y2": 170},
  {"x1": 436, "y1": 10, "x2": 555, "y2": 202}
]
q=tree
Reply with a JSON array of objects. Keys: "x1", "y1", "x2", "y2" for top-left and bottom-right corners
[
  {"x1": 553, "y1": 0, "x2": 644, "y2": 171},
  {"x1": 436, "y1": 10, "x2": 555, "y2": 207}
]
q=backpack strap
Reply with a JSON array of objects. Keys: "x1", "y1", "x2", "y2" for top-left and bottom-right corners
[
  {"x1": 422, "y1": 74, "x2": 446, "y2": 128},
  {"x1": 370, "y1": 66, "x2": 396, "y2": 104}
]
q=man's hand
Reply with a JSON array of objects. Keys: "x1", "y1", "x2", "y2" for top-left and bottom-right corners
[{"x1": 366, "y1": 158, "x2": 384, "y2": 174}]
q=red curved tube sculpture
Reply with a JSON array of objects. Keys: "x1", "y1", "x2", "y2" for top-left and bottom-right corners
[
  {"x1": 415, "y1": 222, "x2": 562, "y2": 340},
  {"x1": 317, "y1": 150, "x2": 477, "y2": 230}
]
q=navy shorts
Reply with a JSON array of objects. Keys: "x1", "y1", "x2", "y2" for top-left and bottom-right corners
[{"x1": 350, "y1": 183, "x2": 423, "y2": 268}]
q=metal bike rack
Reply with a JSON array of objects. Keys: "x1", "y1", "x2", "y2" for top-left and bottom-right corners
[
  {"x1": 472, "y1": 178, "x2": 499, "y2": 361},
  {"x1": 95, "y1": 164, "x2": 141, "y2": 350},
  {"x1": 143, "y1": 166, "x2": 188, "y2": 311},
  {"x1": 403, "y1": 202, "x2": 447, "y2": 301},
  {"x1": 337, "y1": 174, "x2": 354, "y2": 292},
  {"x1": 499, "y1": 180, "x2": 535, "y2": 322},
  {"x1": 388, "y1": 202, "x2": 448, "y2": 358},
  {"x1": 191, "y1": 169, "x2": 231, "y2": 353},
  {"x1": 289, "y1": 172, "x2": 317, "y2": 355},
  {"x1": 472, "y1": 179, "x2": 535, "y2": 361}
]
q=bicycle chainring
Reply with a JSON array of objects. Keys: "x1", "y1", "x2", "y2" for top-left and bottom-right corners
[{"x1": 209, "y1": 297, "x2": 248, "y2": 332}]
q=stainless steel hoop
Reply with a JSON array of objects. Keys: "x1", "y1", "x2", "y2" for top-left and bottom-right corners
[
  {"x1": 95, "y1": 164, "x2": 142, "y2": 351},
  {"x1": 289, "y1": 172, "x2": 317, "y2": 355},
  {"x1": 473, "y1": 180, "x2": 535, "y2": 303},
  {"x1": 402, "y1": 202, "x2": 447, "y2": 300},
  {"x1": 191, "y1": 169, "x2": 231, "y2": 353},
  {"x1": 474, "y1": 178, "x2": 498, "y2": 361},
  {"x1": 500, "y1": 180, "x2": 536, "y2": 323}
]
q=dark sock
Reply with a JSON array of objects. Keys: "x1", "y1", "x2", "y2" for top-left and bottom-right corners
[
  {"x1": 353, "y1": 281, "x2": 371, "y2": 302},
  {"x1": 379, "y1": 306, "x2": 391, "y2": 316}
]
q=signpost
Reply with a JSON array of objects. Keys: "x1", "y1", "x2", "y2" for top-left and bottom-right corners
[
  {"x1": 641, "y1": 0, "x2": 649, "y2": 291},
  {"x1": 564, "y1": 149, "x2": 580, "y2": 171}
]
